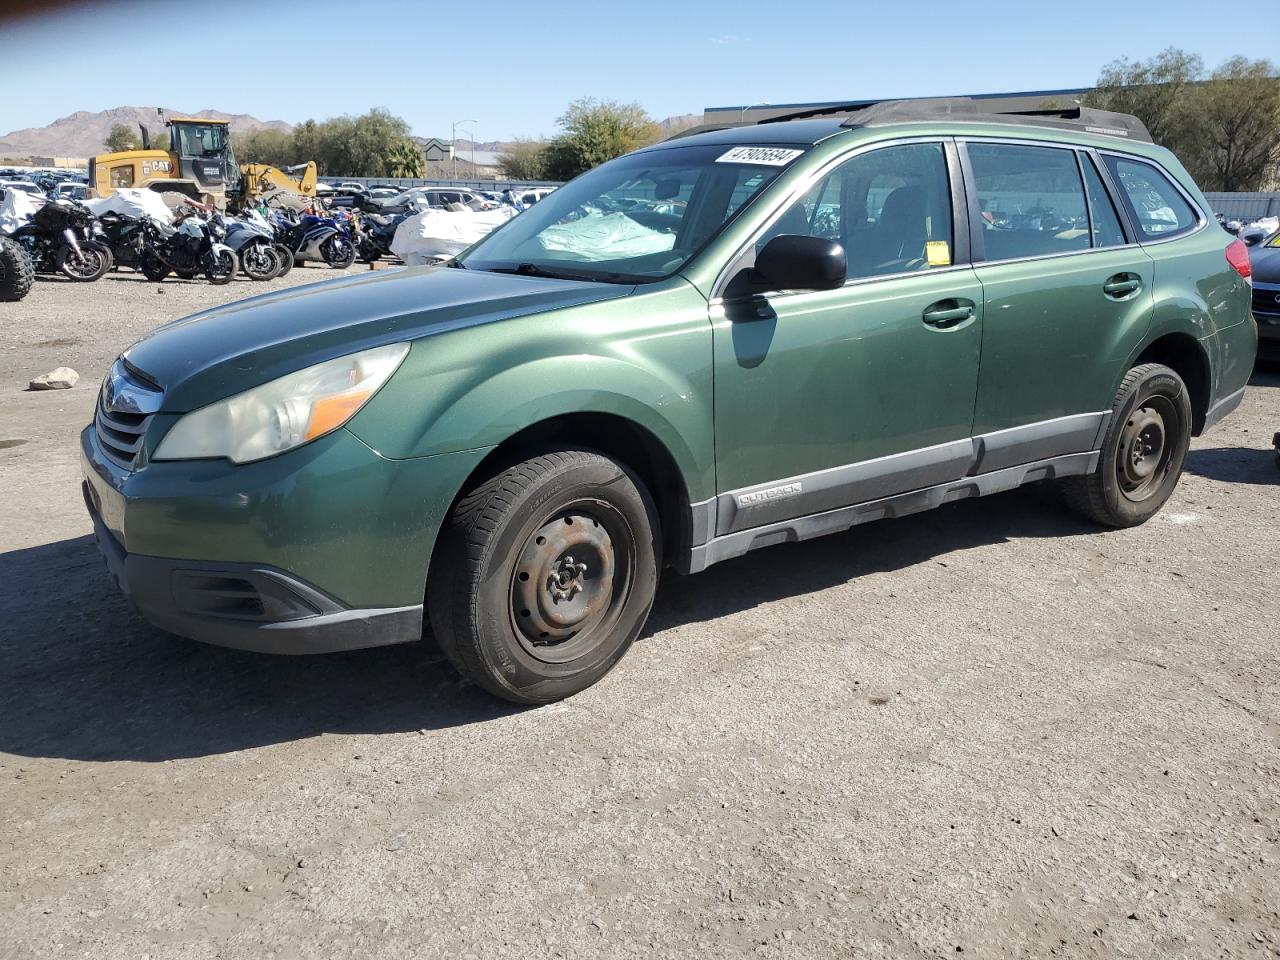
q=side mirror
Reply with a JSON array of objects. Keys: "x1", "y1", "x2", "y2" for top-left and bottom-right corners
[{"x1": 754, "y1": 235, "x2": 846, "y2": 292}]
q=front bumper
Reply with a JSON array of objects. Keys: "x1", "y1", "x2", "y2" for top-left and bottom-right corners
[
  {"x1": 85, "y1": 482, "x2": 422, "y2": 654},
  {"x1": 81, "y1": 420, "x2": 491, "y2": 654},
  {"x1": 1256, "y1": 314, "x2": 1280, "y2": 361}
]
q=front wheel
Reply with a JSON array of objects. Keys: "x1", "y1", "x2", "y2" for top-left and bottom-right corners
[
  {"x1": 56, "y1": 242, "x2": 110, "y2": 282},
  {"x1": 203, "y1": 249, "x2": 236, "y2": 285},
  {"x1": 320, "y1": 235, "x2": 356, "y2": 269},
  {"x1": 428, "y1": 450, "x2": 661, "y2": 704},
  {"x1": 1058, "y1": 363, "x2": 1193, "y2": 527},
  {"x1": 240, "y1": 242, "x2": 281, "y2": 280}
]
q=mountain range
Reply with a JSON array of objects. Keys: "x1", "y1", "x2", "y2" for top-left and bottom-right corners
[
  {"x1": 0, "y1": 107, "x2": 704, "y2": 160},
  {"x1": 0, "y1": 107, "x2": 292, "y2": 158}
]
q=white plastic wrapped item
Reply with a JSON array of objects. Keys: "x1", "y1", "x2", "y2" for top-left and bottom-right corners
[
  {"x1": 0, "y1": 187, "x2": 40, "y2": 234},
  {"x1": 536, "y1": 212, "x2": 675, "y2": 260},
  {"x1": 83, "y1": 187, "x2": 174, "y2": 225},
  {"x1": 390, "y1": 207, "x2": 516, "y2": 265}
]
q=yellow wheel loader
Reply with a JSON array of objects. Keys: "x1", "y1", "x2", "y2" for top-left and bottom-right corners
[{"x1": 89, "y1": 117, "x2": 316, "y2": 207}]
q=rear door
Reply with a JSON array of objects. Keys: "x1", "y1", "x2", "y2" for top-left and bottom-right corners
[{"x1": 962, "y1": 140, "x2": 1154, "y2": 464}]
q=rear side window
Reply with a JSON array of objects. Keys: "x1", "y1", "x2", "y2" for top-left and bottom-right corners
[
  {"x1": 1080, "y1": 155, "x2": 1126, "y2": 248},
  {"x1": 1102, "y1": 155, "x2": 1200, "y2": 240},
  {"x1": 968, "y1": 143, "x2": 1090, "y2": 261}
]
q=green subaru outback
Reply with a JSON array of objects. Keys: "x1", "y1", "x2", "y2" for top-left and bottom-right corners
[{"x1": 82, "y1": 99, "x2": 1258, "y2": 703}]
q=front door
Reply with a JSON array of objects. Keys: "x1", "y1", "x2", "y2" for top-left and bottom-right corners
[{"x1": 712, "y1": 140, "x2": 984, "y2": 536}]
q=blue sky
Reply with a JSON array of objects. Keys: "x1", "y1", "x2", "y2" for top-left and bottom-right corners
[{"x1": 0, "y1": 0, "x2": 1274, "y2": 141}]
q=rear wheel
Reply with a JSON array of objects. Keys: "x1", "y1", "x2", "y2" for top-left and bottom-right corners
[
  {"x1": 1058, "y1": 363, "x2": 1193, "y2": 527},
  {"x1": 0, "y1": 238, "x2": 35, "y2": 301},
  {"x1": 273, "y1": 243, "x2": 295, "y2": 277},
  {"x1": 428, "y1": 450, "x2": 661, "y2": 704},
  {"x1": 141, "y1": 253, "x2": 170, "y2": 282}
]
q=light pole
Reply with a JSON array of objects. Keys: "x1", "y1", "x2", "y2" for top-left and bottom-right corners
[
  {"x1": 451, "y1": 118, "x2": 476, "y2": 181},
  {"x1": 739, "y1": 102, "x2": 769, "y2": 125}
]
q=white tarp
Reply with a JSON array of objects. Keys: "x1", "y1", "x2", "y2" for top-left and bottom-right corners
[
  {"x1": 390, "y1": 207, "x2": 516, "y2": 265},
  {"x1": 83, "y1": 187, "x2": 174, "y2": 225},
  {"x1": 536, "y1": 212, "x2": 675, "y2": 260},
  {"x1": 0, "y1": 187, "x2": 40, "y2": 234}
]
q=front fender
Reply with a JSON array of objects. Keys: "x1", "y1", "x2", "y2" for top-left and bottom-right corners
[{"x1": 348, "y1": 279, "x2": 716, "y2": 502}]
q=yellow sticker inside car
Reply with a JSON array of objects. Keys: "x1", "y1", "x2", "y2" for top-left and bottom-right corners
[{"x1": 926, "y1": 240, "x2": 951, "y2": 266}]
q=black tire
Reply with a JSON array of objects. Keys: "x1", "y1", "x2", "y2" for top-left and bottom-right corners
[
  {"x1": 320, "y1": 235, "x2": 356, "y2": 269},
  {"x1": 1058, "y1": 363, "x2": 1193, "y2": 527},
  {"x1": 428, "y1": 450, "x2": 661, "y2": 704},
  {"x1": 240, "y1": 242, "x2": 281, "y2": 280},
  {"x1": 203, "y1": 249, "x2": 236, "y2": 285},
  {"x1": 141, "y1": 254, "x2": 170, "y2": 283},
  {"x1": 273, "y1": 244, "x2": 295, "y2": 277},
  {"x1": 56, "y1": 241, "x2": 110, "y2": 282},
  {"x1": 0, "y1": 238, "x2": 35, "y2": 302}
]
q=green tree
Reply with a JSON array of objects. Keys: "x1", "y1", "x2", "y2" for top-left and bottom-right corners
[
  {"x1": 232, "y1": 128, "x2": 294, "y2": 168},
  {"x1": 497, "y1": 138, "x2": 548, "y2": 180},
  {"x1": 1185, "y1": 57, "x2": 1280, "y2": 191},
  {"x1": 1085, "y1": 47, "x2": 1204, "y2": 147},
  {"x1": 542, "y1": 98, "x2": 660, "y2": 180},
  {"x1": 1086, "y1": 48, "x2": 1280, "y2": 191},
  {"x1": 104, "y1": 122, "x2": 142, "y2": 153}
]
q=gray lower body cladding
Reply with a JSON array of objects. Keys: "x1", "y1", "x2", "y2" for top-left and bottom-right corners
[
  {"x1": 681, "y1": 412, "x2": 1110, "y2": 574},
  {"x1": 685, "y1": 450, "x2": 1098, "y2": 574}
]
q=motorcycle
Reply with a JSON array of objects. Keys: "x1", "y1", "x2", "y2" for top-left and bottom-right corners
[
  {"x1": 138, "y1": 213, "x2": 237, "y2": 285},
  {"x1": 221, "y1": 211, "x2": 283, "y2": 281},
  {"x1": 6, "y1": 198, "x2": 111, "y2": 282},
  {"x1": 268, "y1": 206, "x2": 356, "y2": 268},
  {"x1": 353, "y1": 199, "x2": 405, "y2": 263}
]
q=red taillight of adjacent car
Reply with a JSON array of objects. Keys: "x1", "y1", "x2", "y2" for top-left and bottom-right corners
[{"x1": 1225, "y1": 239, "x2": 1252, "y2": 280}]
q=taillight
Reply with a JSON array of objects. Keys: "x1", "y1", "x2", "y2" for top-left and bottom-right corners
[{"x1": 1225, "y1": 239, "x2": 1252, "y2": 281}]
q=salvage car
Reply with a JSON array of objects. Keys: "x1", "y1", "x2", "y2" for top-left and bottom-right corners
[
  {"x1": 83, "y1": 98, "x2": 1257, "y2": 703},
  {"x1": 1248, "y1": 230, "x2": 1280, "y2": 362}
]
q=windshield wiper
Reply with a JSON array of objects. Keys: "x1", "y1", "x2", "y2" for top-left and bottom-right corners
[{"x1": 485, "y1": 262, "x2": 582, "y2": 280}]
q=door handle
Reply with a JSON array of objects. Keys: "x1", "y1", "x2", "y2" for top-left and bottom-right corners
[
  {"x1": 1103, "y1": 274, "x2": 1142, "y2": 298},
  {"x1": 922, "y1": 300, "x2": 975, "y2": 329}
]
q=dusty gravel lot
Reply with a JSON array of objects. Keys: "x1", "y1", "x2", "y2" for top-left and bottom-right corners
[{"x1": 1, "y1": 268, "x2": 1278, "y2": 960}]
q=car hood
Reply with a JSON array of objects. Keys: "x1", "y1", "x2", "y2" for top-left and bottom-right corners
[
  {"x1": 123, "y1": 266, "x2": 634, "y2": 412},
  {"x1": 1248, "y1": 242, "x2": 1280, "y2": 284}
]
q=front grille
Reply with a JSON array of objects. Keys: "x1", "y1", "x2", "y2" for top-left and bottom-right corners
[
  {"x1": 95, "y1": 360, "x2": 162, "y2": 471},
  {"x1": 1253, "y1": 286, "x2": 1280, "y2": 319}
]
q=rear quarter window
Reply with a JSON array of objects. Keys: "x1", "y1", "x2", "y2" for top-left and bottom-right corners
[{"x1": 1102, "y1": 155, "x2": 1201, "y2": 240}]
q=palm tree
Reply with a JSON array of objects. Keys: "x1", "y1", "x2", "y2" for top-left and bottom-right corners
[{"x1": 388, "y1": 140, "x2": 425, "y2": 179}]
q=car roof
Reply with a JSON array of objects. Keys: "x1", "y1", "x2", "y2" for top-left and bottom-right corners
[{"x1": 660, "y1": 97, "x2": 1151, "y2": 150}]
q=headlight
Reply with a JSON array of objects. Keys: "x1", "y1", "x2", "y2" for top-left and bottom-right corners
[{"x1": 153, "y1": 342, "x2": 409, "y2": 464}]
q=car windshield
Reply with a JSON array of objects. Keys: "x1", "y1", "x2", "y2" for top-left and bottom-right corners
[{"x1": 459, "y1": 142, "x2": 806, "y2": 282}]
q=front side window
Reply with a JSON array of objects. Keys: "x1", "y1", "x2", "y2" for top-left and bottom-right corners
[
  {"x1": 460, "y1": 142, "x2": 801, "y2": 281},
  {"x1": 755, "y1": 142, "x2": 954, "y2": 280},
  {"x1": 1102, "y1": 155, "x2": 1200, "y2": 239},
  {"x1": 969, "y1": 143, "x2": 1090, "y2": 261}
]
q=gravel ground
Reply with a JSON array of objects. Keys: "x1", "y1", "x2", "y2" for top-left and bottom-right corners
[{"x1": 1, "y1": 269, "x2": 1278, "y2": 960}]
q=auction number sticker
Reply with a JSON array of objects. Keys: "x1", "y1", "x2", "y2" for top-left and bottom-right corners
[{"x1": 716, "y1": 147, "x2": 804, "y2": 166}]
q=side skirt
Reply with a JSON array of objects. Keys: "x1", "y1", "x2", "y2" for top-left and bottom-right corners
[{"x1": 680, "y1": 450, "x2": 1098, "y2": 574}]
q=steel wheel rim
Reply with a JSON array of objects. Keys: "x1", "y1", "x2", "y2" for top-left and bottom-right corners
[
  {"x1": 508, "y1": 499, "x2": 634, "y2": 664},
  {"x1": 1117, "y1": 395, "x2": 1176, "y2": 501}
]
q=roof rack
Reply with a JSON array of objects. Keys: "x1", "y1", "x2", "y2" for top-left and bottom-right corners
[{"x1": 756, "y1": 96, "x2": 1151, "y2": 142}]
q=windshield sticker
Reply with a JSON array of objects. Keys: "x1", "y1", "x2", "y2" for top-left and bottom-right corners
[{"x1": 716, "y1": 147, "x2": 804, "y2": 166}]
